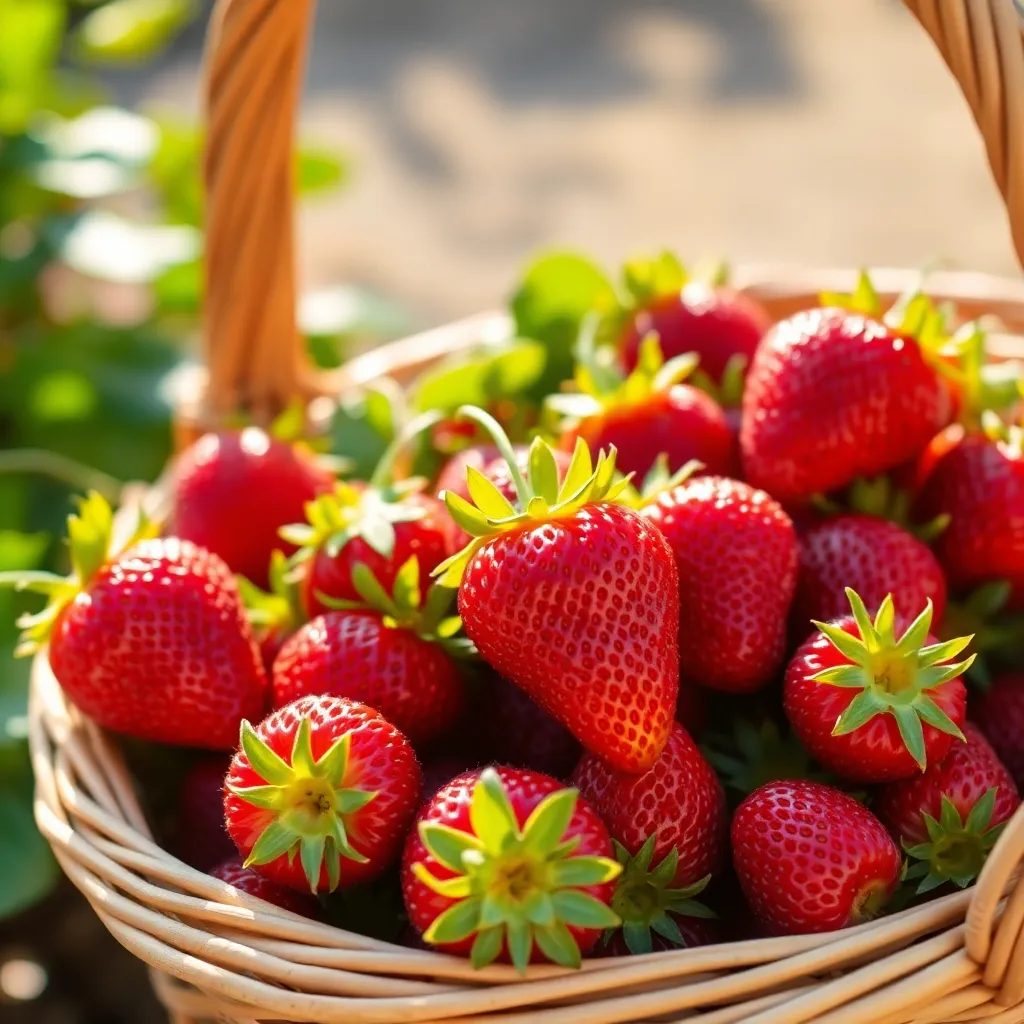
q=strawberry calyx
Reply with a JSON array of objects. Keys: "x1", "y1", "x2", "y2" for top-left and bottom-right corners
[
  {"x1": 811, "y1": 475, "x2": 950, "y2": 544},
  {"x1": 413, "y1": 767, "x2": 621, "y2": 971},
  {"x1": 620, "y1": 250, "x2": 728, "y2": 309},
  {"x1": 227, "y1": 717, "x2": 378, "y2": 893},
  {"x1": 811, "y1": 588, "x2": 974, "y2": 772},
  {"x1": 622, "y1": 453, "x2": 704, "y2": 509},
  {"x1": 982, "y1": 410, "x2": 1024, "y2": 456},
  {"x1": 940, "y1": 581, "x2": 1024, "y2": 689},
  {"x1": 0, "y1": 491, "x2": 158, "y2": 655},
  {"x1": 903, "y1": 788, "x2": 1007, "y2": 893},
  {"x1": 605, "y1": 835, "x2": 713, "y2": 955},
  {"x1": 316, "y1": 556, "x2": 476, "y2": 658},
  {"x1": 237, "y1": 550, "x2": 306, "y2": 638},
  {"x1": 433, "y1": 407, "x2": 633, "y2": 587}
]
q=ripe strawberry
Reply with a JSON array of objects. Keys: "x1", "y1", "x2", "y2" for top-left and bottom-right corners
[
  {"x1": 974, "y1": 672, "x2": 1024, "y2": 789},
  {"x1": 572, "y1": 721, "x2": 726, "y2": 888},
  {"x1": 271, "y1": 557, "x2": 469, "y2": 748},
  {"x1": 783, "y1": 589, "x2": 972, "y2": 783},
  {"x1": 172, "y1": 428, "x2": 334, "y2": 588},
  {"x1": 435, "y1": 410, "x2": 679, "y2": 774},
  {"x1": 401, "y1": 766, "x2": 620, "y2": 970},
  {"x1": 912, "y1": 421, "x2": 1024, "y2": 605},
  {"x1": 549, "y1": 333, "x2": 737, "y2": 480},
  {"x1": 791, "y1": 515, "x2": 947, "y2": 638},
  {"x1": 4, "y1": 493, "x2": 268, "y2": 749},
  {"x1": 209, "y1": 855, "x2": 321, "y2": 918},
  {"x1": 173, "y1": 756, "x2": 236, "y2": 870},
  {"x1": 876, "y1": 724, "x2": 1019, "y2": 892},
  {"x1": 732, "y1": 780, "x2": 901, "y2": 935},
  {"x1": 640, "y1": 473, "x2": 798, "y2": 693},
  {"x1": 741, "y1": 276, "x2": 954, "y2": 502},
  {"x1": 224, "y1": 695, "x2": 421, "y2": 892}
]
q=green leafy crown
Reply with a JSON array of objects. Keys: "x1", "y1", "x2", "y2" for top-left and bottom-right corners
[
  {"x1": 619, "y1": 250, "x2": 728, "y2": 309},
  {"x1": 236, "y1": 550, "x2": 306, "y2": 638},
  {"x1": 412, "y1": 767, "x2": 621, "y2": 972}
]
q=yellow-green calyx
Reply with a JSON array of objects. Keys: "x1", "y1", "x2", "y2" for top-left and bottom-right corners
[
  {"x1": 607, "y1": 835, "x2": 713, "y2": 955},
  {"x1": 317, "y1": 556, "x2": 476, "y2": 658},
  {"x1": 904, "y1": 789, "x2": 1006, "y2": 894},
  {"x1": 414, "y1": 768, "x2": 622, "y2": 972},
  {"x1": 812, "y1": 589, "x2": 974, "y2": 771},
  {"x1": 618, "y1": 453, "x2": 704, "y2": 510},
  {"x1": 228, "y1": 718, "x2": 377, "y2": 893},
  {"x1": 621, "y1": 250, "x2": 728, "y2": 308},
  {"x1": 0, "y1": 490, "x2": 158, "y2": 655},
  {"x1": 432, "y1": 406, "x2": 633, "y2": 588},
  {"x1": 237, "y1": 550, "x2": 306, "y2": 636}
]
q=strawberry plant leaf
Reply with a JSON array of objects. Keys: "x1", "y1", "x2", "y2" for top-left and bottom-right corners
[
  {"x1": 534, "y1": 922, "x2": 581, "y2": 968},
  {"x1": 549, "y1": 857, "x2": 620, "y2": 888},
  {"x1": 424, "y1": 896, "x2": 482, "y2": 945},
  {"x1": 469, "y1": 925, "x2": 504, "y2": 969},
  {"x1": 892, "y1": 705, "x2": 927, "y2": 770},
  {"x1": 469, "y1": 768, "x2": 520, "y2": 853},
  {"x1": 522, "y1": 789, "x2": 577, "y2": 857},
  {"x1": 506, "y1": 920, "x2": 533, "y2": 973},
  {"x1": 239, "y1": 721, "x2": 294, "y2": 787},
  {"x1": 550, "y1": 890, "x2": 620, "y2": 929},
  {"x1": 964, "y1": 788, "x2": 998, "y2": 835},
  {"x1": 420, "y1": 822, "x2": 484, "y2": 875}
]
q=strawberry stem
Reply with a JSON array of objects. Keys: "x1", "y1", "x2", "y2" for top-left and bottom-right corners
[
  {"x1": 0, "y1": 449, "x2": 122, "y2": 504},
  {"x1": 453, "y1": 405, "x2": 531, "y2": 506}
]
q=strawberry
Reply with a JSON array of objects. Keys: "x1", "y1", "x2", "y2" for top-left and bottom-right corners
[
  {"x1": 3, "y1": 493, "x2": 268, "y2": 749},
  {"x1": 732, "y1": 780, "x2": 901, "y2": 935},
  {"x1": 172, "y1": 428, "x2": 334, "y2": 588},
  {"x1": 639, "y1": 472, "x2": 798, "y2": 693},
  {"x1": 912, "y1": 420, "x2": 1024, "y2": 605},
  {"x1": 783, "y1": 589, "x2": 972, "y2": 783},
  {"x1": 548, "y1": 333, "x2": 737, "y2": 480},
  {"x1": 401, "y1": 766, "x2": 620, "y2": 970},
  {"x1": 224, "y1": 695, "x2": 421, "y2": 892},
  {"x1": 974, "y1": 672, "x2": 1024, "y2": 789},
  {"x1": 741, "y1": 275, "x2": 954, "y2": 502},
  {"x1": 271, "y1": 557, "x2": 469, "y2": 748},
  {"x1": 876, "y1": 723, "x2": 1020, "y2": 892},
  {"x1": 209, "y1": 855, "x2": 321, "y2": 918},
  {"x1": 791, "y1": 514, "x2": 947, "y2": 638},
  {"x1": 434, "y1": 409, "x2": 679, "y2": 774},
  {"x1": 572, "y1": 721, "x2": 726, "y2": 888},
  {"x1": 173, "y1": 756, "x2": 236, "y2": 870}
]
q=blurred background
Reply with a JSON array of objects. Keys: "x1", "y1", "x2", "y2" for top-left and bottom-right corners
[{"x1": 0, "y1": 1, "x2": 1019, "y2": 1021}]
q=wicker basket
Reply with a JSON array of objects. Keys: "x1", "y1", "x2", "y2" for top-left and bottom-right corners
[{"x1": 26, "y1": 2, "x2": 1024, "y2": 1022}]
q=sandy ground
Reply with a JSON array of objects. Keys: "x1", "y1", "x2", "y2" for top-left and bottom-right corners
[{"x1": 115, "y1": 0, "x2": 1023, "y2": 330}]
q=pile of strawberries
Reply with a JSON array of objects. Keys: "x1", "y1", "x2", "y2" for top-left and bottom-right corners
[{"x1": 8, "y1": 256, "x2": 1024, "y2": 972}]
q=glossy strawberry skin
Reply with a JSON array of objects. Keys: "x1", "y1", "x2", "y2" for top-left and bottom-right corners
[
  {"x1": 568, "y1": 385, "x2": 738, "y2": 481},
  {"x1": 791, "y1": 515, "x2": 947, "y2": 639},
  {"x1": 973, "y1": 673, "x2": 1024, "y2": 791},
  {"x1": 458, "y1": 503, "x2": 679, "y2": 774},
  {"x1": 876, "y1": 724, "x2": 1020, "y2": 847},
  {"x1": 620, "y1": 283, "x2": 770, "y2": 387},
  {"x1": 224, "y1": 696, "x2": 421, "y2": 891},
  {"x1": 302, "y1": 492, "x2": 454, "y2": 618},
  {"x1": 783, "y1": 618, "x2": 967, "y2": 783},
  {"x1": 49, "y1": 538, "x2": 268, "y2": 750},
  {"x1": 173, "y1": 756, "x2": 236, "y2": 870},
  {"x1": 741, "y1": 308, "x2": 953, "y2": 502},
  {"x1": 172, "y1": 429, "x2": 333, "y2": 588},
  {"x1": 912, "y1": 429, "x2": 1024, "y2": 603},
  {"x1": 573, "y1": 721, "x2": 726, "y2": 887},
  {"x1": 731, "y1": 780, "x2": 901, "y2": 935},
  {"x1": 271, "y1": 611, "x2": 465, "y2": 748},
  {"x1": 209, "y1": 856, "x2": 322, "y2": 918},
  {"x1": 641, "y1": 476, "x2": 797, "y2": 693},
  {"x1": 401, "y1": 766, "x2": 615, "y2": 960}
]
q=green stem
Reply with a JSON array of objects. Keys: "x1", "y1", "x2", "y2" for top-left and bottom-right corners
[
  {"x1": 455, "y1": 405, "x2": 531, "y2": 507},
  {"x1": 0, "y1": 450, "x2": 122, "y2": 503},
  {"x1": 369, "y1": 410, "x2": 444, "y2": 490}
]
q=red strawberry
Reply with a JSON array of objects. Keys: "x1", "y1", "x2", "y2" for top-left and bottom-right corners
[
  {"x1": 435, "y1": 411, "x2": 679, "y2": 774},
  {"x1": 732, "y1": 780, "x2": 901, "y2": 935},
  {"x1": 401, "y1": 766, "x2": 620, "y2": 970},
  {"x1": 640, "y1": 474, "x2": 798, "y2": 693},
  {"x1": 791, "y1": 514, "x2": 947, "y2": 638},
  {"x1": 741, "y1": 277, "x2": 954, "y2": 502},
  {"x1": 224, "y1": 695, "x2": 421, "y2": 892},
  {"x1": 172, "y1": 428, "x2": 334, "y2": 588},
  {"x1": 876, "y1": 723, "x2": 1019, "y2": 892},
  {"x1": 5, "y1": 493, "x2": 268, "y2": 749},
  {"x1": 974, "y1": 672, "x2": 1024, "y2": 789},
  {"x1": 912, "y1": 421, "x2": 1024, "y2": 604},
  {"x1": 174, "y1": 756, "x2": 236, "y2": 870},
  {"x1": 271, "y1": 557, "x2": 468, "y2": 748},
  {"x1": 572, "y1": 721, "x2": 726, "y2": 889},
  {"x1": 783, "y1": 589, "x2": 972, "y2": 783},
  {"x1": 209, "y1": 855, "x2": 321, "y2": 918}
]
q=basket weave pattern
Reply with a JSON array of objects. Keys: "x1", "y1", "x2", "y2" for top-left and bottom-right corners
[{"x1": 27, "y1": 1, "x2": 1024, "y2": 1022}]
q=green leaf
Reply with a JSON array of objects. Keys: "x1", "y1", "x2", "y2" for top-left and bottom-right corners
[
  {"x1": 650, "y1": 913, "x2": 686, "y2": 947},
  {"x1": 831, "y1": 690, "x2": 882, "y2": 736},
  {"x1": 73, "y1": 0, "x2": 198, "y2": 66},
  {"x1": 0, "y1": 780, "x2": 59, "y2": 918},
  {"x1": 965, "y1": 788, "x2": 998, "y2": 835},
  {"x1": 522, "y1": 890, "x2": 555, "y2": 927},
  {"x1": 534, "y1": 921, "x2": 581, "y2": 969},
  {"x1": 528, "y1": 436, "x2": 560, "y2": 505},
  {"x1": 290, "y1": 719, "x2": 317, "y2": 777},
  {"x1": 239, "y1": 721, "x2": 295, "y2": 787},
  {"x1": 245, "y1": 820, "x2": 298, "y2": 868},
  {"x1": 550, "y1": 856, "x2": 621, "y2": 888},
  {"x1": 893, "y1": 705, "x2": 927, "y2": 771},
  {"x1": 423, "y1": 897, "x2": 482, "y2": 945},
  {"x1": 299, "y1": 834, "x2": 326, "y2": 893},
  {"x1": 420, "y1": 822, "x2": 484, "y2": 875},
  {"x1": 622, "y1": 920, "x2": 652, "y2": 955},
  {"x1": 550, "y1": 890, "x2": 620, "y2": 929},
  {"x1": 469, "y1": 769, "x2": 520, "y2": 854},
  {"x1": 0, "y1": 0, "x2": 65, "y2": 133},
  {"x1": 507, "y1": 920, "x2": 533, "y2": 973},
  {"x1": 812, "y1": 620, "x2": 868, "y2": 664},
  {"x1": 336, "y1": 788, "x2": 377, "y2": 815},
  {"x1": 315, "y1": 732, "x2": 351, "y2": 787},
  {"x1": 226, "y1": 785, "x2": 284, "y2": 812},
  {"x1": 469, "y1": 926, "x2": 504, "y2": 969},
  {"x1": 522, "y1": 789, "x2": 576, "y2": 857},
  {"x1": 297, "y1": 146, "x2": 349, "y2": 196},
  {"x1": 465, "y1": 466, "x2": 518, "y2": 520}
]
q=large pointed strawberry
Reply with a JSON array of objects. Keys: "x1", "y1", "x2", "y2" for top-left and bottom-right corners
[
  {"x1": 434, "y1": 409, "x2": 679, "y2": 774},
  {"x1": 172, "y1": 427, "x2": 335, "y2": 588},
  {"x1": 876, "y1": 724, "x2": 1019, "y2": 893},
  {"x1": 271, "y1": 557, "x2": 469, "y2": 748},
  {"x1": 783, "y1": 589, "x2": 972, "y2": 783},
  {"x1": 401, "y1": 766, "x2": 620, "y2": 970},
  {"x1": 224, "y1": 695, "x2": 421, "y2": 892},
  {"x1": 639, "y1": 470, "x2": 797, "y2": 693},
  {"x1": 2, "y1": 493, "x2": 267, "y2": 749},
  {"x1": 741, "y1": 275, "x2": 955, "y2": 502}
]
